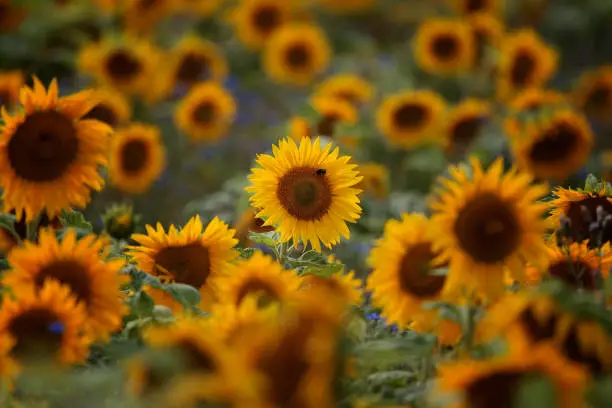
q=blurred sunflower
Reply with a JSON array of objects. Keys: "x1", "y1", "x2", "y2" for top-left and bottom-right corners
[
  {"x1": 0, "y1": 78, "x2": 111, "y2": 222},
  {"x1": 503, "y1": 88, "x2": 566, "y2": 140},
  {"x1": 311, "y1": 95, "x2": 358, "y2": 138},
  {"x1": 231, "y1": 0, "x2": 294, "y2": 49},
  {"x1": 511, "y1": 109, "x2": 593, "y2": 181},
  {"x1": 573, "y1": 65, "x2": 612, "y2": 122},
  {"x1": 246, "y1": 137, "x2": 362, "y2": 252},
  {"x1": 443, "y1": 98, "x2": 491, "y2": 155},
  {"x1": 355, "y1": 163, "x2": 389, "y2": 200},
  {"x1": 314, "y1": 0, "x2": 375, "y2": 14},
  {"x1": 313, "y1": 74, "x2": 373, "y2": 105},
  {"x1": 300, "y1": 256, "x2": 362, "y2": 306},
  {"x1": 102, "y1": 203, "x2": 140, "y2": 240},
  {"x1": 215, "y1": 251, "x2": 301, "y2": 307},
  {"x1": 123, "y1": 0, "x2": 176, "y2": 34},
  {"x1": 175, "y1": 82, "x2": 236, "y2": 143},
  {"x1": 437, "y1": 344, "x2": 587, "y2": 408},
  {"x1": 4, "y1": 229, "x2": 127, "y2": 340},
  {"x1": 176, "y1": 0, "x2": 222, "y2": 17},
  {"x1": 263, "y1": 23, "x2": 331, "y2": 86},
  {"x1": 82, "y1": 88, "x2": 131, "y2": 129},
  {"x1": 413, "y1": 18, "x2": 475, "y2": 75},
  {"x1": 0, "y1": 281, "x2": 90, "y2": 378},
  {"x1": 429, "y1": 157, "x2": 550, "y2": 300},
  {"x1": 496, "y1": 29, "x2": 558, "y2": 100},
  {"x1": 0, "y1": 0, "x2": 26, "y2": 32},
  {"x1": 0, "y1": 71, "x2": 23, "y2": 111},
  {"x1": 127, "y1": 216, "x2": 238, "y2": 308},
  {"x1": 108, "y1": 123, "x2": 166, "y2": 194},
  {"x1": 449, "y1": 0, "x2": 503, "y2": 15},
  {"x1": 376, "y1": 90, "x2": 446, "y2": 149},
  {"x1": 77, "y1": 36, "x2": 161, "y2": 98},
  {"x1": 234, "y1": 207, "x2": 275, "y2": 247},
  {"x1": 467, "y1": 12, "x2": 504, "y2": 66}
]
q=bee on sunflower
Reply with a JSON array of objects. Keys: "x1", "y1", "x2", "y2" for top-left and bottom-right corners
[
  {"x1": 230, "y1": 0, "x2": 295, "y2": 50},
  {"x1": 82, "y1": 88, "x2": 131, "y2": 129},
  {"x1": 354, "y1": 163, "x2": 389, "y2": 200},
  {"x1": 313, "y1": 73, "x2": 374, "y2": 106},
  {"x1": 175, "y1": 82, "x2": 236, "y2": 143},
  {"x1": 503, "y1": 88, "x2": 567, "y2": 140},
  {"x1": 263, "y1": 23, "x2": 331, "y2": 86},
  {"x1": 0, "y1": 78, "x2": 111, "y2": 222},
  {"x1": 376, "y1": 90, "x2": 446, "y2": 149},
  {"x1": 428, "y1": 157, "x2": 550, "y2": 300},
  {"x1": 108, "y1": 123, "x2": 166, "y2": 195},
  {"x1": 443, "y1": 98, "x2": 491, "y2": 156},
  {"x1": 413, "y1": 18, "x2": 475, "y2": 75},
  {"x1": 0, "y1": 71, "x2": 23, "y2": 111},
  {"x1": 572, "y1": 65, "x2": 612, "y2": 122},
  {"x1": 246, "y1": 137, "x2": 362, "y2": 253}
]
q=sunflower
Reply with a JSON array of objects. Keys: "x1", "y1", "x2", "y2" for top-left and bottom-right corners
[
  {"x1": 3, "y1": 229, "x2": 127, "y2": 340},
  {"x1": 443, "y1": 98, "x2": 491, "y2": 155},
  {"x1": 428, "y1": 157, "x2": 550, "y2": 300},
  {"x1": 127, "y1": 216, "x2": 238, "y2": 309},
  {"x1": 466, "y1": 12, "x2": 505, "y2": 66},
  {"x1": 311, "y1": 95, "x2": 358, "y2": 138},
  {"x1": 503, "y1": 88, "x2": 567, "y2": 140},
  {"x1": 0, "y1": 71, "x2": 23, "y2": 111},
  {"x1": 175, "y1": 0, "x2": 222, "y2": 17},
  {"x1": 376, "y1": 90, "x2": 446, "y2": 149},
  {"x1": 0, "y1": 0, "x2": 27, "y2": 32},
  {"x1": 0, "y1": 78, "x2": 111, "y2": 222},
  {"x1": 234, "y1": 207, "x2": 275, "y2": 247},
  {"x1": 354, "y1": 163, "x2": 389, "y2": 200},
  {"x1": 413, "y1": 18, "x2": 475, "y2": 75},
  {"x1": 313, "y1": 74, "x2": 374, "y2": 105},
  {"x1": 122, "y1": 0, "x2": 176, "y2": 35},
  {"x1": 496, "y1": 29, "x2": 558, "y2": 100},
  {"x1": 102, "y1": 203, "x2": 140, "y2": 240},
  {"x1": 263, "y1": 23, "x2": 331, "y2": 86},
  {"x1": 0, "y1": 210, "x2": 62, "y2": 255},
  {"x1": 314, "y1": 0, "x2": 375, "y2": 14},
  {"x1": 231, "y1": 0, "x2": 294, "y2": 50},
  {"x1": 0, "y1": 280, "x2": 91, "y2": 378},
  {"x1": 167, "y1": 36, "x2": 228, "y2": 94},
  {"x1": 511, "y1": 109, "x2": 593, "y2": 181},
  {"x1": 82, "y1": 88, "x2": 131, "y2": 129},
  {"x1": 548, "y1": 186, "x2": 612, "y2": 244},
  {"x1": 175, "y1": 82, "x2": 236, "y2": 143},
  {"x1": 108, "y1": 123, "x2": 166, "y2": 194},
  {"x1": 572, "y1": 65, "x2": 612, "y2": 122},
  {"x1": 77, "y1": 35, "x2": 161, "y2": 98},
  {"x1": 436, "y1": 344, "x2": 588, "y2": 408},
  {"x1": 246, "y1": 137, "x2": 362, "y2": 252},
  {"x1": 215, "y1": 251, "x2": 302, "y2": 307},
  {"x1": 449, "y1": 0, "x2": 503, "y2": 15},
  {"x1": 300, "y1": 255, "x2": 362, "y2": 306}
]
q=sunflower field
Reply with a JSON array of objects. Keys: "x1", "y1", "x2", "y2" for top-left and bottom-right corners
[{"x1": 1, "y1": 0, "x2": 612, "y2": 407}]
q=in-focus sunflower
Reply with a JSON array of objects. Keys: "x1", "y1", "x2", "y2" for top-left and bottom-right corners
[
  {"x1": 82, "y1": 88, "x2": 131, "y2": 129},
  {"x1": 127, "y1": 216, "x2": 238, "y2": 308},
  {"x1": 496, "y1": 29, "x2": 558, "y2": 100},
  {"x1": 429, "y1": 157, "x2": 550, "y2": 299},
  {"x1": 0, "y1": 71, "x2": 23, "y2": 111},
  {"x1": 246, "y1": 137, "x2": 362, "y2": 252},
  {"x1": 573, "y1": 65, "x2": 612, "y2": 122},
  {"x1": 511, "y1": 109, "x2": 593, "y2": 181},
  {"x1": 313, "y1": 74, "x2": 374, "y2": 105},
  {"x1": 314, "y1": 0, "x2": 375, "y2": 14},
  {"x1": 215, "y1": 251, "x2": 302, "y2": 307},
  {"x1": 449, "y1": 0, "x2": 503, "y2": 15},
  {"x1": 3, "y1": 229, "x2": 127, "y2": 340},
  {"x1": 234, "y1": 207, "x2": 275, "y2": 247},
  {"x1": 0, "y1": 78, "x2": 111, "y2": 222},
  {"x1": 466, "y1": 12, "x2": 504, "y2": 66},
  {"x1": 231, "y1": 0, "x2": 294, "y2": 49},
  {"x1": 108, "y1": 123, "x2": 166, "y2": 194},
  {"x1": 437, "y1": 344, "x2": 587, "y2": 408},
  {"x1": 503, "y1": 88, "x2": 566, "y2": 140},
  {"x1": 355, "y1": 163, "x2": 389, "y2": 200},
  {"x1": 263, "y1": 23, "x2": 331, "y2": 86},
  {"x1": 413, "y1": 18, "x2": 475, "y2": 75},
  {"x1": 376, "y1": 90, "x2": 446, "y2": 149},
  {"x1": 311, "y1": 95, "x2": 358, "y2": 138},
  {"x1": 167, "y1": 36, "x2": 228, "y2": 94},
  {"x1": 175, "y1": 82, "x2": 236, "y2": 143},
  {"x1": 443, "y1": 98, "x2": 491, "y2": 155},
  {"x1": 77, "y1": 36, "x2": 161, "y2": 98},
  {"x1": 0, "y1": 280, "x2": 90, "y2": 378},
  {"x1": 122, "y1": 0, "x2": 175, "y2": 35},
  {"x1": 548, "y1": 186, "x2": 612, "y2": 244},
  {"x1": 301, "y1": 256, "x2": 362, "y2": 306}
]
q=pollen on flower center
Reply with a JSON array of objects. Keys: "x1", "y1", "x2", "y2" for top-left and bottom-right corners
[
  {"x1": 8, "y1": 110, "x2": 78, "y2": 182},
  {"x1": 153, "y1": 243, "x2": 211, "y2": 288},
  {"x1": 121, "y1": 139, "x2": 149, "y2": 173},
  {"x1": 277, "y1": 167, "x2": 333, "y2": 221},
  {"x1": 35, "y1": 260, "x2": 92, "y2": 305},
  {"x1": 398, "y1": 242, "x2": 446, "y2": 298}
]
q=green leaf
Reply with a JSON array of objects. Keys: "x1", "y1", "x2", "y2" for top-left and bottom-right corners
[
  {"x1": 354, "y1": 335, "x2": 437, "y2": 370},
  {"x1": 588, "y1": 376, "x2": 612, "y2": 408},
  {"x1": 248, "y1": 231, "x2": 277, "y2": 249},
  {"x1": 131, "y1": 291, "x2": 155, "y2": 317},
  {"x1": 0, "y1": 213, "x2": 19, "y2": 241},
  {"x1": 59, "y1": 210, "x2": 93, "y2": 232},
  {"x1": 515, "y1": 375, "x2": 557, "y2": 408},
  {"x1": 164, "y1": 283, "x2": 201, "y2": 308},
  {"x1": 300, "y1": 262, "x2": 344, "y2": 278},
  {"x1": 404, "y1": 146, "x2": 447, "y2": 173},
  {"x1": 238, "y1": 247, "x2": 256, "y2": 259},
  {"x1": 56, "y1": 227, "x2": 93, "y2": 242},
  {"x1": 346, "y1": 312, "x2": 367, "y2": 342},
  {"x1": 366, "y1": 370, "x2": 415, "y2": 387},
  {"x1": 298, "y1": 250, "x2": 328, "y2": 264}
]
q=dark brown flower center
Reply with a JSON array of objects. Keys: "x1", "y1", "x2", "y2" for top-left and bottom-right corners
[
  {"x1": 548, "y1": 260, "x2": 597, "y2": 290},
  {"x1": 34, "y1": 260, "x2": 92, "y2": 305},
  {"x1": 450, "y1": 116, "x2": 484, "y2": 146},
  {"x1": 398, "y1": 242, "x2": 446, "y2": 298},
  {"x1": 0, "y1": 89, "x2": 11, "y2": 108},
  {"x1": 466, "y1": 0, "x2": 487, "y2": 13},
  {"x1": 153, "y1": 243, "x2": 211, "y2": 288},
  {"x1": 192, "y1": 102, "x2": 216, "y2": 125},
  {"x1": 466, "y1": 371, "x2": 526, "y2": 408},
  {"x1": 562, "y1": 324, "x2": 604, "y2": 375},
  {"x1": 253, "y1": 5, "x2": 281, "y2": 34},
  {"x1": 276, "y1": 167, "x2": 333, "y2": 221},
  {"x1": 527, "y1": 121, "x2": 580, "y2": 164},
  {"x1": 285, "y1": 43, "x2": 310, "y2": 69},
  {"x1": 8, "y1": 308, "x2": 64, "y2": 361},
  {"x1": 565, "y1": 195, "x2": 612, "y2": 243},
  {"x1": 83, "y1": 104, "x2": 119, "y2": 128},
  {"x1": 454, "y1": 193, "x2": 520, "y2": 263},
  {"x1": 518, "y1": 307, "x2": 557, "y2": 342},
  {"x1": 252, "y1": 217, "x2": 275, "y2": 233},
  {"x1": 585, "y1": 84, "x2": 612, "y2": 112},
  {"x1": 510, "y1": 51, "x2": 536, "y2": 87},
  {"x1": 235, "y1": 278, "x2": 278, "y2": 306},
  {"x1": 105, "y1": 50, "x2": 142, "y2": 82},
  {"x1": 177, "y1": 339, "x2": 217, "y2": 372},
  {"x1": 176, "y1": 53, "x2": 210, "y2": 85},
  {"x1": 431, "y1": 34, "x2": 459, "y2": 60},
  {"x1": 316, "y1": 115, "x2": 340, "y2": 137},
  {"x1": 8, "y1": 110, "x2": 78, "y2": 182},
  {"x1": 393, "y1": 104, "x2": 428, "y2": 130},
  {"x1": 120, "y1": 139, "x2": 149, "y2": 174}
]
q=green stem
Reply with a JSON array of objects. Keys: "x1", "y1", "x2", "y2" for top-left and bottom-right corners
[{"x1": 25, "y1": 214, "x2": 41, "y2": 242}]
